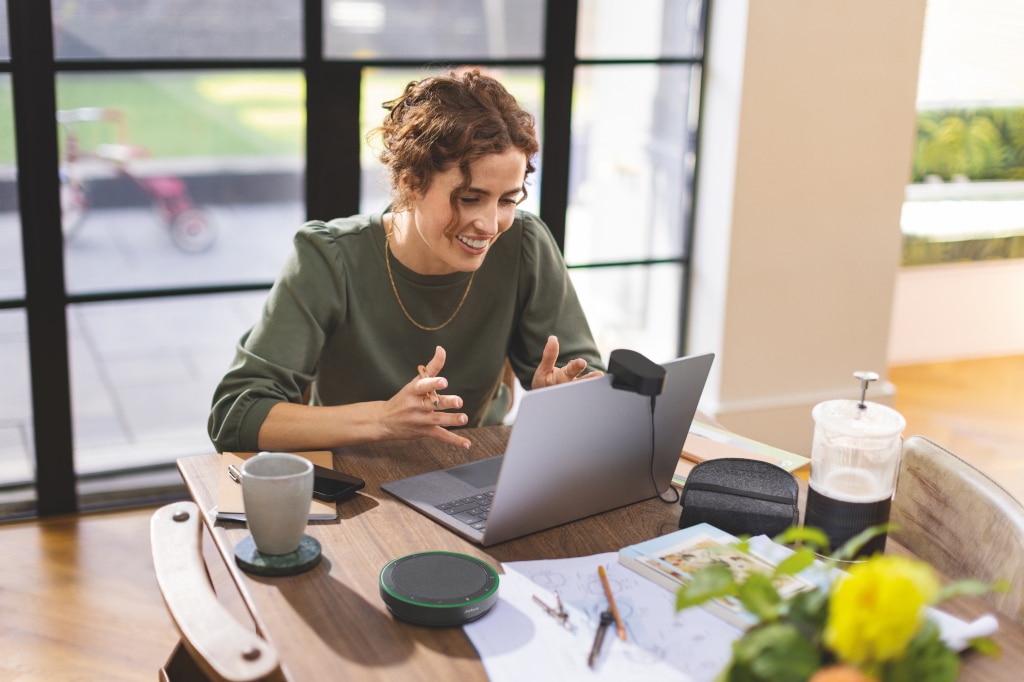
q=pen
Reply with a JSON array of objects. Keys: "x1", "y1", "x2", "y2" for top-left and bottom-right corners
[
  {"x1": 227, "y1": 464, "x2": 241, "y2": 484},
  {"x1": 588, "y1": 610, "x2": 614, "y2": 668},
  {"x1": 598, "y1": 565, "x2": 626, "y2": 641},
  {"x1": 417, "y1": 365, "x2": 440, "y2": 407}
]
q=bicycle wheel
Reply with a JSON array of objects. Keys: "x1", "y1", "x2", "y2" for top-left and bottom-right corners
[{"x1": 168, "y1": 209, "x2": 216, "y2": 253}]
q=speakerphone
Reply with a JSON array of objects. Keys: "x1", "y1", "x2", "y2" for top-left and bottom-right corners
[{"x1": 379, "y1": 551, "x2": 499, "y2": 626}]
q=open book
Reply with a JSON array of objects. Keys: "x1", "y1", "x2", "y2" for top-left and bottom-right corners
[{"x1": 215, "y1": 451, "x2": 338, "y2": 521}]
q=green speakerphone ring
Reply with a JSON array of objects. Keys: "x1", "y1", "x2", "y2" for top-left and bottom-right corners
[{"x1": 379, "y1": 551, "x2": 500, "y2": 626}]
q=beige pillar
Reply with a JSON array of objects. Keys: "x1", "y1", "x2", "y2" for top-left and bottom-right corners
[{"x1": 688, "y1": 0, "x2": 928, "y2": 454}]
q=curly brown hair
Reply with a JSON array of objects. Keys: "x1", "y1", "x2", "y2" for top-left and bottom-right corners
[{"x1": 370, "y1": 70, "x2": 539, "y2": 235}]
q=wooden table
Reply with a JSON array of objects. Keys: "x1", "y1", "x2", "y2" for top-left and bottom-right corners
[{"x1": 178, "y1": 426, "x2": 1024, "y2": 682}]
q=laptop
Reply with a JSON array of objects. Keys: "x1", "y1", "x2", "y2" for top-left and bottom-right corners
[{"x1": 381, "y1": 352, "x2": 714, "y2": 546}]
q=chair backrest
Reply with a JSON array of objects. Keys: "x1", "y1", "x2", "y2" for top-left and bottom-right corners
[
  {"x1": 151, "y1": 501, "x2": 282, "y2": 682},
  {"x1": 891, "y1": 436, "x2": 1024, "y2": 623}
]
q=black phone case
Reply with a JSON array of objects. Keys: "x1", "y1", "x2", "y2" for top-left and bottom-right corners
[{"x1": 312, "y1": 464, "x2": 365, "y2": 501}]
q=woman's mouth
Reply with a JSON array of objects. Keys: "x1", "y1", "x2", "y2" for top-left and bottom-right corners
[{"x1": 457, "y1": 235, "x2": 490, "y2": 250}]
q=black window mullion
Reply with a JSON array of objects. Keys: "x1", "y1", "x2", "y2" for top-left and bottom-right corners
[
  {"x1": 8, "y1": 0, "x2": 77, "y2": 515},
  {"x1": 305, "y1": 0, "x2": 360, "y2": 221},
  {"x1": 305, "y1": 63, "x2": 361, "y2": 221},
  {"x1": 677, "y1": 0, "x2": 711, "y2": 357},
  {"x1": 538, "y1": 0, "x2": 579, "y2": 251}
]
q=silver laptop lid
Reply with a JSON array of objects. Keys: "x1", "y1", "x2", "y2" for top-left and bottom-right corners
[{"x1": 481, "y1": 352, "x2": 714, "y2": 545}]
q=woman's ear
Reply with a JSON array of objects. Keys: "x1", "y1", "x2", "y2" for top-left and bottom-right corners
[{"x1": 394, "y1": 175, "x2": 420, "y2": 210}]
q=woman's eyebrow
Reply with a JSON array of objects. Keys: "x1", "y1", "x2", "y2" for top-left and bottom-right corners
[{"x1": 465, "y1": 186, "x2": 524, "y2": 197}]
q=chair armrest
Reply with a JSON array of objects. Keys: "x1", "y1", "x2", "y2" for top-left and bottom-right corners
[{"x1": 151, "y1": 501, "x2": 281, "y2": 682}]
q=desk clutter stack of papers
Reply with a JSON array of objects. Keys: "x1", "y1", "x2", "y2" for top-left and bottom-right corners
[
  {"x1": 464, "y1": 523, "x2": 998, "y2": 682},
  {"x1": 215, "y1": 451, "x2": 338, "y2": 521},
  {"x1": 674, "y1": 422, "x2": 811, "y2": 488}
]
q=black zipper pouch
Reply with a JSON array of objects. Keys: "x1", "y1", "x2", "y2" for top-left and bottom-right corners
[{"x1": 678, "y1": 458, "x2": 799, "y2": 538}]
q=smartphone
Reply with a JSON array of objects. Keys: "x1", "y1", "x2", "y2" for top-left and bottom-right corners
[{"x1": 312, "y1": 464, "x2": 365, "y2": 502}]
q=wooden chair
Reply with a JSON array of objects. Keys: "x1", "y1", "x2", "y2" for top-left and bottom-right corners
[
  {"x1": 151, "y1": 501, "x2": 283, "y2": 682},
  {"x1": 891, "y1": 436, "x2": 1024, "y2": 623}
]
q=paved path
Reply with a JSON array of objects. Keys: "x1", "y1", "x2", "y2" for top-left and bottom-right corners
[{"x1": 0, "y1": 202, "x2": 302, "y2": 482}]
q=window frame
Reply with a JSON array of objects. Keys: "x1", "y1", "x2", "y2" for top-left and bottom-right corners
[{"x1": 1, "y1": 0, "x2": 709, "y2": 517}]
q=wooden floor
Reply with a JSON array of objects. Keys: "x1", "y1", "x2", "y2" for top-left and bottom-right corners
[
  {"x1": 889, "y1": 354, "x2": 1024, "y2": 502},
  {"x1": 1, "y1": 355, "x2": 1021, "y2": 681}
]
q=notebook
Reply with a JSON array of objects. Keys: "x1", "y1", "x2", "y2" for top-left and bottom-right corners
[
  {"x1": 215, "y1": 451, "x2": 339, "y2": 521},
  {"x1": 381, "y1": 352, "x2": 714, "y2": 546}
]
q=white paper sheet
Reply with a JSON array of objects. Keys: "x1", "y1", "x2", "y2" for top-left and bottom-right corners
[
  {"x1": 463, "y1": 567, "x2": 695, "y2": 682},
  {"x1": 464, "y1": 544, "x2": 999, "y2": 682}
]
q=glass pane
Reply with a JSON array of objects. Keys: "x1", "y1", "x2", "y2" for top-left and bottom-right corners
[
  {"x1": 569, "y1": 263, "x2": 682, "y2": 363},
  {"x1": 53, "y1": 0, "x2": 301, "y2": 60},
  {"x1": 917, "y1": 0, "x2": 1024, "y2": 105},
  {"x1": 325, "y1": 0, "x2": 544, "y2": 60},
  {"x1": 69, "y1": 293, "x2": 266, "y2": 475},
  {"x1": 577, "y1": 0, "x2": 705, "y2": 59},
  {"x1": 565, "y1": 64, "x2": 697, "y2": 265},
  {"x1": 360, "y1": 66, "x2": 543, "y2": 215},
  {"x1": 0, "y1": 0, "x2": 9, "y2": 60},
  {"x1": 57, "y1": 70, "x2": 304, "y2": 294},
  {"x1": 0, "y1": 74, "x2": 21, "y2": 300},
  {"x1": 907, "y1": 0, "x2": 1024, "y2": 265},
  {"x1": 0, "y1": 311, "x2": 34, "y2": 494}
]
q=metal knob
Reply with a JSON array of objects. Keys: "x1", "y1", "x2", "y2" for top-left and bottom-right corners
[{"x1": 853, "y1": 370, "x2": 879, "y2": 409}]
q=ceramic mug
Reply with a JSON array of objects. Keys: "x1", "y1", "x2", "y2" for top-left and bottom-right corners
[{"x1": 241, "y1": 452, "x2": 314, "y2": 555}]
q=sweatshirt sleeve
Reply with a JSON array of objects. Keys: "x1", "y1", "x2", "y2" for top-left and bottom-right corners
[
  {"x1": 506, "y1": 213, "x2": 605, "y2": 386},
  {"x1": 207, "y1": 223, "x2": 345, "y2": 452}
]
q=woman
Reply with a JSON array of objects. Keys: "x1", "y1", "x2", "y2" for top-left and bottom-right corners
[{"x1": 208, "y1": 70, "x2": 604, "y2": 453}]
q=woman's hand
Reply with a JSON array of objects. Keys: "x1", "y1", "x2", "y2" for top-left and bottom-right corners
[
  {"x1": 380, "y1": 345, "x2": 472, "y2": 449},
  {"x1": 531, "y1": 335, "x2": 604, "y2": 390}
]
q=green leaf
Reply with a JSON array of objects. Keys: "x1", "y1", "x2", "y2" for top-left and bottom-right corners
[
  {"x1": 737, "y1": 573, "x2": 783, "y2": 621},
  {"x1": 733, "y1": 623, "x2": 821, "y2": 682},
  {"x1": 784, "y1": 588, "x2": 830, "y2": 633},
  {"x1": 774, "y1": 526, "x2": 830, "y2": 553},
  {"x1": 935, "y1": 578, "x2": 1004, "y2": 604},
  {"x1": 967, "y1": 636, "x2": 1001, "y2": 657},
  {"x1": 773, "y1": 548, "x2": 816, "y2": 578},
  {"x1": 676, "y1": 565, "x2": 739, "y2": 611},
  {"x1": 832, "y1": 523, "x2": 890, "y2": 562},
  {"x1": 883, "y1": 621, "x2": 960, "y2": 682}
]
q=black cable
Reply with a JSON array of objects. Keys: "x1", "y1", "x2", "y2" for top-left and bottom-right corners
[{"x1": 648, "y1": 394, "x2": 680, "y2": 504}]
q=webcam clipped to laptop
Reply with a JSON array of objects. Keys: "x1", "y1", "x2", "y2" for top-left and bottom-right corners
[{"x1": 381, "y1": 351, "x2": 714, "y2": 546}]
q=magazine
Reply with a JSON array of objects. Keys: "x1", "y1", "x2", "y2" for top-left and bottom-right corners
[{"x1": 618, "y1": 523, "x2": 819, "y2": 628}]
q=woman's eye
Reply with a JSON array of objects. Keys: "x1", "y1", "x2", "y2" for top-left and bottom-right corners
[{"x1": 459, "y1": 196, "x2": 479, "y2": 204}]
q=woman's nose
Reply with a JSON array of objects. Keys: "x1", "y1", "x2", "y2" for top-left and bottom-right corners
[{"x1": 475, "y1": 204, "x2": 499, "y2": 234}]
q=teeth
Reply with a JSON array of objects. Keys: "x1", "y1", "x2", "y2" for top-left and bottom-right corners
[{"x1": 458, "y1": 235, "x2": 490, "y2": 249}]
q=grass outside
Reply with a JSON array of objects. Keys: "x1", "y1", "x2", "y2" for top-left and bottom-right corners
[
  {"x1": 0, "y1": 71, "x2": 304, "y2": 165},
  {"x1": 0, "y1": 67, "x2": 544, "y2": 169}
]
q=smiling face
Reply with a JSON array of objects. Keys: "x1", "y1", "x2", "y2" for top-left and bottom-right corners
[{"x1": 391, "y1": 148, "x2": 528, "y2": 275}]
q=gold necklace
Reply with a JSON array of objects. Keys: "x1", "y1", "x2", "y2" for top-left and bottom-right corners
[{"x1": 385, "y1": 231, "x2": 474, "y2": 331}]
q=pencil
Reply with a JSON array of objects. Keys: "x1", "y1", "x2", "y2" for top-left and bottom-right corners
[
  {"x1": 598, "y1": 565, "x2": 626, "y2": 641},
  {"x1": 417, "y1": 365, "x2": 440, "y2": 407}
]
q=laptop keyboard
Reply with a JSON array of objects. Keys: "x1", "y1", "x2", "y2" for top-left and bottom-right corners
[{"x1": 435, "y1": 491, "x2": 494, "y2": 531}]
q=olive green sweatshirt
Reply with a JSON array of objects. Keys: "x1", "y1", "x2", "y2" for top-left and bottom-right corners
[{"x1": 208, "y1": 209, "x2": 604, "y2": 452}]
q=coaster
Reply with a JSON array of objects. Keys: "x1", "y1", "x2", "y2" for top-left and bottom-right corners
[{"x1": 234, "y1": 534, "x2": 322, "y2": 576}]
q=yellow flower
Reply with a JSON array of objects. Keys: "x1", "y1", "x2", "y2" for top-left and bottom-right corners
[{"x1": 824, "y1": 556, "x2": 940, "y2": 668}]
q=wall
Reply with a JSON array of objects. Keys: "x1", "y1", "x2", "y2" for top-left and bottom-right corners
[
  {"x1": 688, "y1": 0, "x2": 928, "y2": 455},
  {"x1": 888, "y1": 260, "x2": 1024, "y2": 364}
]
